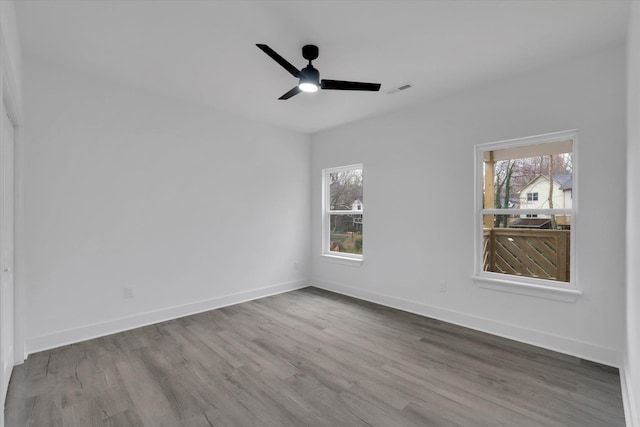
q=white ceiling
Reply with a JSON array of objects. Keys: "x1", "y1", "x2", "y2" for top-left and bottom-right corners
[{"x1": 15, "y1": 0, "x2": 630, "y2": 134}]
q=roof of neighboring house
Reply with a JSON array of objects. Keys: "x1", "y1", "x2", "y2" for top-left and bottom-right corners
[
  {"x1": 552, "y1": 173, "x2": 572, "y2": 190},
  {"x1": 521, "y1": 173, "x2": 572, "y2": 193},
  {"x1": 509, "y1": 218, "x2": 553, "y2": 228}
]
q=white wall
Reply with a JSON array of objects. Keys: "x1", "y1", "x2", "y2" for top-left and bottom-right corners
[
  {"x1": 22, "y1": 57, "x2": 310, "y2": 353},
  {"x1": 311, "y1": 46, "x2": 626, "y2": 367},
  {"x1": 626, "y1": 2, "x2": 640, "y2": 425}
]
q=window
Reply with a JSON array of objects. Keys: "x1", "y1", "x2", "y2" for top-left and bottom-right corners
[
  {"x1": 322, "y1": 164, "x2": 363, "y2": 263},
  {"x1": 474, "y1": 130, "x2": 580, "y2": 300}
]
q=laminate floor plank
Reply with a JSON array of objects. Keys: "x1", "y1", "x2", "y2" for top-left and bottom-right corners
[
  {"x1": 381, "y1": 361, "x2": 561, "y2": 427},
  {"x1": 104, "y1": 409, "x2": 144, "y2": 427},
  {"x1": 5, "y1": 287, "x2": 626, "y2": 426},
  {"x1": 114, "y1": 356, "x2": 183, "y2": 427},
  {"x1": 61, "y1": 399, "x2": 108, "y2": 427},
  {"x1": 413, "y1": 335, "x2": 623, "y2": 423}
]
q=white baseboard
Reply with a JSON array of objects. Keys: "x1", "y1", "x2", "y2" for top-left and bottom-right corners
[
  {"x1": 25, "y1": 280, "x2": 309, "y2": 355},
  {"x1": 311, "y1": 279, "x2": 622, "y2": 368},
  {"x1": 621, "y1": 364, "x2": 638, "y2": 427}
]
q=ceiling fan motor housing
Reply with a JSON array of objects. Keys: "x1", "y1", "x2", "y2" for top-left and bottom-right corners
[{"x1": 300, "y1": 65, "x2": 320, "y2": 86}]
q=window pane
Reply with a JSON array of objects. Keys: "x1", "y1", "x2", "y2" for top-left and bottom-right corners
[
  {"x1": 483, "y1": 215, "x2": 571, "y2": 282},
  {"x1": 483, "y1": 153, "x2": 572, "y2": 211},
  {"x1": 329, "y1": 214, "x2": 363, "y2": 255},
  {"x1": 330, "y1": 169, "x2": 363, "y2": 211}
]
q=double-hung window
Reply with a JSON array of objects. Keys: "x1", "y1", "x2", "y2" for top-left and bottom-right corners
[
  {"x1": 322, "y1": 164, "x2": 363, "y2": 263},
  {"x1": 474, "y1": 130, "x2": 580, "y2": 300}
]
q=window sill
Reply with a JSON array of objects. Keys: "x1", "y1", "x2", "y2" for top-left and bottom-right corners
[
  {"x1": 473, "y1": 274, "x2": 582, "y2": 302},
  {"x1": 321, "y1": 254, "x2": 363, "y2": 267}
]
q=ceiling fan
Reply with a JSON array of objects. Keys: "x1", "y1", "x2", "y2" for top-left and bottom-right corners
[{"x1": 256, "y1": 44, "x2": 381, "y2": 100}]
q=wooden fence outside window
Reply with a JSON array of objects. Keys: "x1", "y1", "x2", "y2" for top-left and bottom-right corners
[{"x1": 483, "y1": 228, "x2": 570, "y2": 282}]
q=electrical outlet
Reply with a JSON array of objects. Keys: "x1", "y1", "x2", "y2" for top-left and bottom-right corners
[
  {"x1": 124, "y1": 287, "x2": 134, "y2": 299},
  {"x1": 439, "y1": 281, "x2": 447, "y2": 293}
]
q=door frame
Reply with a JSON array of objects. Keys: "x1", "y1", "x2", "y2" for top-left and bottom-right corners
[
  {"x1": 1, "y1": 20, "x2": 25, "y2": 371},
  {"x1": 1, "y1": 96, "x2": 16, "y2": 412}
]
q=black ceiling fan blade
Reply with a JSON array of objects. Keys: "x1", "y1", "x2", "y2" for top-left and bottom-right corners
[
  {"x1": 321, "y1": 79, "x2": 381, "y2": 91},
  {"x1": 279, "y1": 86, "x2": 302, "y2": 100},
  {"x1": 256, "y1": 44, "x2": 301, "y2": 78}
]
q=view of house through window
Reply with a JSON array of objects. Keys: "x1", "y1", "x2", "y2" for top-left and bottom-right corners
[
  {"x1": 479, "y1": 135, "x2": 574, "y2": 284},
  {"x1": 324, "y1": 165, "x2": 363, "y2": 257}
]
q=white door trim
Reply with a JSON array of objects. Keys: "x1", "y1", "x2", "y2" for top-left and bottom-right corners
[
  {"x1": 1, "y1": 17, "x2": 24, "y2": 368},
  {"x1": 1, "y1": 101, "x2": 15, "y2": 409}
]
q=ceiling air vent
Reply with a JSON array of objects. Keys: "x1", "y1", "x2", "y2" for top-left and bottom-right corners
[{"x1": 387, "y1": 83, "x2": 412, "y2": 94}]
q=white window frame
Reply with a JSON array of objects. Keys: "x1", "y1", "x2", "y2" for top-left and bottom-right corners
[
  {"x1": 321, "y1": 164, "x2": 364, "y2": 266},
  {"x1": 473, "y1": 130, "x2": 581, "y2": 302}
]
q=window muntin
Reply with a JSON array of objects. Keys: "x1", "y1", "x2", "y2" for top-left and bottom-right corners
[
  {"x1": 476, "y1": 131, "x2": 577, "y2": 291},
  {"x1": 323, "y1": 165, "x2": 363, "y2": 259}
]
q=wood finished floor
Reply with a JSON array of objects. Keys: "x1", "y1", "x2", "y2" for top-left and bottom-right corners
[{"x1": 5, "y1": 287, "x2": 625, "y2": 427}]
